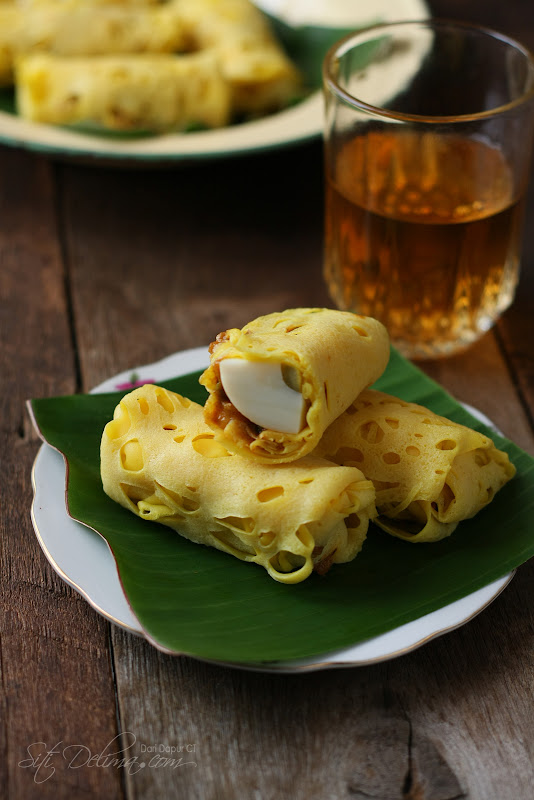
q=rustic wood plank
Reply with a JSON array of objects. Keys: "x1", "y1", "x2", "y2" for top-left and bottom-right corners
[
  {"x1": 392, "y1": 560, "x2": 534, "y2": 800},
  {"x1": 420, "y1": 332, "x2": 534, "y2": 455},
  {"x1": 0, "y1": 148, "x2": 123, "y2": 800},
  {"x1": 108, "y1": 578, "x2": 534, "y2": 800},
  {"x1": 58, "y1": 141, "x2": 326, "y2": 387}
]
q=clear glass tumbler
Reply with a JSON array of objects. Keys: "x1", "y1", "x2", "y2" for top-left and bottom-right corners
[{"x1": 323, "y1": 20, "x2": 534, "y2": 358}]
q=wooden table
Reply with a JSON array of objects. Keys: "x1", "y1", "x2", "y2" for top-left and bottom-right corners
[{"x1": 2, "y1": 2, "x2": 534, "y2": 798}]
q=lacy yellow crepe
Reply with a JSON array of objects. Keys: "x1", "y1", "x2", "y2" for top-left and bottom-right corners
[
  {"x1": 200, "y1": 308, "x2": 390, "y2": 464},
  {"x1": 3, "y1": 0, "x2": 301, "y2": 118},
  {"x1": 100, "y1": 384, "x2": 377, "y2": 584},
  {"x1": 0, "y1": 2, "x2": 185, "y2": 85},
  {"x1": 314, "y1": 389, "x2": 516, "y2": 542},
  {"x1": 177, "y1": 0, "x2": 302, "y2": 114},
  {"x1": 16, "y1": 52, "x2": 231, "y2": 130}
]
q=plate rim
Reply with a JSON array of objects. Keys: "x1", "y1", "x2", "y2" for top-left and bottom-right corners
[{"x1": 29, "y1": 345, "x2": 514, "y2": 673}]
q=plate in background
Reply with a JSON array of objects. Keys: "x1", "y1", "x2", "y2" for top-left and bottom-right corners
[{"x1": 0, "y1": 0, "x2": 429, "y2": 164}]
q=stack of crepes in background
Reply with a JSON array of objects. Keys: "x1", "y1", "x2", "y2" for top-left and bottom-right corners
[
  {"x1": 101, "y1": 308, "x2": 515, "y2": 583},
  {"x1": 0, "y1": 0, "x2": 301, "y2": 131}
]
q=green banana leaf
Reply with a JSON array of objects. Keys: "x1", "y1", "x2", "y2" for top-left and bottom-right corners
[{"x1": 28, "y1": 348, "x2": 534, "y2": 664}]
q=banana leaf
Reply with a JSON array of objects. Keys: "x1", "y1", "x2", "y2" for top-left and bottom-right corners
[{"x1": 28, "y1": 348, "x2": 534, "y2": 664}]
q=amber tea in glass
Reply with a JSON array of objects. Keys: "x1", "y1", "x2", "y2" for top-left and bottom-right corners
[{"x1": 323, "y1": 21, "x2": 534, "y2": 358}]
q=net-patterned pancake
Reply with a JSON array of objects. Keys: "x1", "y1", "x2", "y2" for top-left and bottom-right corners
[
  {"x1": 100, "y1": 384, "x2": 377, "y2": 583},
  {"x1": 314, "y1": 389, "x2": 515, "y2": 541},
  {"x1": 3, "y1": 0, "x2": 302, "y2": 124},
  {"x1": 200, "y1": 308, "x2": 390, "y2": 464},
  {"x1": 16, "y1": 51, "x2": 231, "y2": 131}
]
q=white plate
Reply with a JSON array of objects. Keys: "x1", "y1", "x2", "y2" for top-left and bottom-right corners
[
  {"x1": 30, "y1": 346, "x2": 513, "y2": 673},
  {"x1": 0, "y1": 0, "x2": 428, "y2": 164}
]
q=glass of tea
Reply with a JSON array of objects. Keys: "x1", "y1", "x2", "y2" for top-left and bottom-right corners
[{"x1": 323, "y1": 20, "x2": 534, "y2": 358}]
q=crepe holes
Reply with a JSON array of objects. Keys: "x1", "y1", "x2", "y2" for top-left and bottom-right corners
[
  {"x1": 257, "y1": 486, "x2": 284, "y2": 503},
  {"x1": 346, "y1": 513, "x2": 362, "y2": 530},
  {"x1": 182, "y1": 497, "x2": 200, "y2": 512},
  {"x1": 259, "y1": 531, "x2": 276, "y2": 548},
  {"x1": 155, "y1": 483, "x2": 200, "y2": 514},
  {"x1": 156, "y1": 389, "x2": 174, "y2": 413},
  {"x1": 120, "y1": 482, "x2": 149, "y2": 505},
  {"x1": 296, "y1": 525, "x2": 314, "y2": 549},
  {"x1": 192, "y1": 434, "x2": 232, "y2": 457},
  {"x1": 358, "y1": 420, "x2": 385, "y2": 444},
  {"x1": 137, "y1": 397, "x2": 149, "y2": 415},
  {"x1": 106, "y1": 403, "x2": 131, "y2": 439},
  {"x1": 333, "y1": 446, "x2": 364, "y2": 464},
  {"x1": 436, "y1": 439, "x2": 457, "y2": 451},
  {"x1": 437, "y1": 483, "x2": 455, "y2": 513},
  {"x1": 215, "y1": 516, "x2": 255, "y2": 534},
  {"x1": 374, "y1": 480, "x2": 400, "y2": 491},
  {"x1": 269, "y1": 550, "x2": 305, "y2": 573},
  {"x1": 352, "y1": 324, "x2": 369, "y2": 337},
  {"x1": 120, "y1": 440, "x2": 143, "y2": 471}
]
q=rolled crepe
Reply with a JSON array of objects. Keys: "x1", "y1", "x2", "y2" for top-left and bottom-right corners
[
  {"x1": 0, "y1": 3, "x2": 186, "y2": 85},
  {"x1": 200, "y1": 308, "x2": 390, "y2": 464},
  {"x1": 100, "y1": 384, "x2": 377, "y2": 583},
  {"x1": 3, "y1": 0, "x2": 301, "y2": 115},
  {"x1": 314, "y1": 389, "x2": 516, "y2": 542},
  {"x1": 19, "y1": 1, "x2": 164, "y2": 5},
  {"x1": 16, "y1": 52, "x2": 231, "y2": 130},
  {"x1": 178, "y1": 0, "x2": 302, "y2": 114},
  {"x1": 0, "y1": 7, "x2": 19, "y2": 86}
]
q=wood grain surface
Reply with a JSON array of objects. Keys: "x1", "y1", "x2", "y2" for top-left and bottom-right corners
[{"x1": 1, "y1": 2, "x2": 534, "y2": 798}]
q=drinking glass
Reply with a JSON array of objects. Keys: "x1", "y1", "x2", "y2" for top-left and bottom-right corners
[{"x1": 323, "y1": 20, "x2": 534, "y2": 358}]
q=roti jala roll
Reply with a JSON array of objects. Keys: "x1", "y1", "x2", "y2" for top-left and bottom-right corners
[
  {"x1": 16, "y1": 52, "x2": 231, "y2": 131},
  {"x1": 0, "y1": 2, "x2": 186, "y2": 86},
  {"x1": 199, "y1": 308, "x2": 390, "y2": 465},
  {"x1": 100, "y1": 384, "x2": 377, "y2": 584},
  {"x1": 314, "y1": 389, "x2": 516, "y2": 542},
  {"x1": 177, "y1": 0, "x2": 302, "y2": 114}
]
